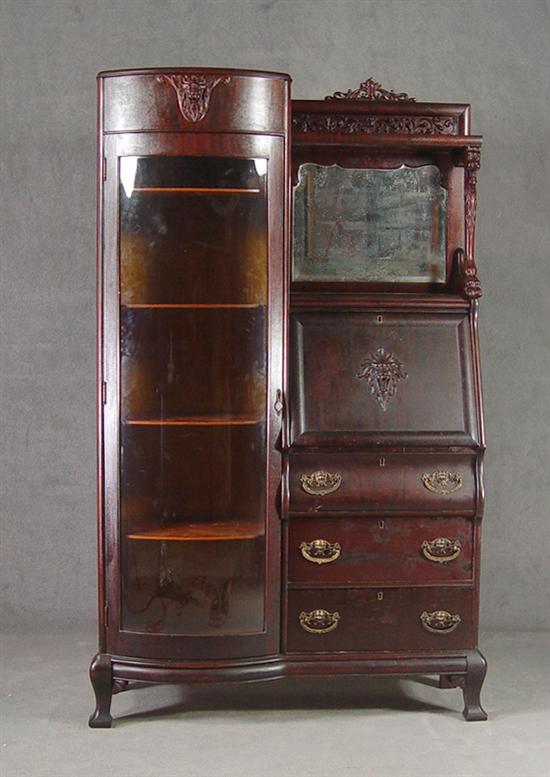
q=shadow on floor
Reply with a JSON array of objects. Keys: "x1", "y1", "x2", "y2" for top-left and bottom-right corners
[{"x1": 114, "y1": 675, "x2": 460, "y2": 724}]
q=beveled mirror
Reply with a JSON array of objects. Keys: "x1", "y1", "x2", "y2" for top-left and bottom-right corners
[{"x1": 293, "y1": 163, "x2": 447, "y2": 283}]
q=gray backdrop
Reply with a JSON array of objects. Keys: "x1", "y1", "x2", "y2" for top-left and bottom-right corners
[{"x1": 1, "y1": 0, "x2": 549, "y2": 632}]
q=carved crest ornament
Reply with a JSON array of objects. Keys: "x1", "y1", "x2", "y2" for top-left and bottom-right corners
[
  {"x1": 157, "y1": 74, "x2": 231, "y2": 122},
  {"x1": 326, "y1": 77, "x2": 415, "y2": 102},
  {"x1": 292, "y1": 78, "x2": 458, "y2": 136},
  {"x1": 356, "y1": 348, "x2": 408, "y2": 411}
]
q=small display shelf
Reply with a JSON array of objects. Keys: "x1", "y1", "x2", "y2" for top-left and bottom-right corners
[
  {"x1": 132, "y1": 186, "x2": 261, "y2": 194},
  {"x1": 126, "y1": 521, "x2": 263, "y2": 542},
  {"x1": 122, "y1": 303, "x2": 262, "y2": 309},
  {"x1": 124, "y1": 415, "x2": 262, "y2": 426}
]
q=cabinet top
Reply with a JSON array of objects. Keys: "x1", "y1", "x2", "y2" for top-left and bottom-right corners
[
  {"x1": 100, "y1": 69, "x2": 290, "y2": 134},
  {"x1": 98, "y1": 67, "x2": 291, "y2": 81}
]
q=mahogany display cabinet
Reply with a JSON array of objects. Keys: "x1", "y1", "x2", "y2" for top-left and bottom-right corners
[{"x1": 90, "y1": 69, "x2": 487, "y2": 726}]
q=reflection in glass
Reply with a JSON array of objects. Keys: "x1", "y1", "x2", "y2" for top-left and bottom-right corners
[
  {"x1": 293, "y1": 164, "x2": 447, "y2": 283},
  {"x1": 120, "y1": 156, "x2": 267, "y2": 305},
  {"x1": 118, "y1": 156, "x2": 268, "y2": 635}
]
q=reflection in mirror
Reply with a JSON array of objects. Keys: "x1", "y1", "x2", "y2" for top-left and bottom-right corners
[{"x1": 293, "y1": 164, "x2": 447, "y2": 283}]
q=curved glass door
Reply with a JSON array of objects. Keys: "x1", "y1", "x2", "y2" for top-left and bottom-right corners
[{"x1": 118, "y1": 155, "x2": 268, "y2": 636}]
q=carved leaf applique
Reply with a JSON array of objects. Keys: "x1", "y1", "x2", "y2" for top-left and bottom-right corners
[{"x1": 356, "y1": 347, "x2": 408, "y2": 411}]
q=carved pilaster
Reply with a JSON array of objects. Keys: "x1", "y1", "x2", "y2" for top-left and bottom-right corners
[
  {"x1": 465, "y1": 147, "x2": 480, "y2": 259},
  {"x1": 460, "y1": 146, "x2": 482, "y2": 298}
]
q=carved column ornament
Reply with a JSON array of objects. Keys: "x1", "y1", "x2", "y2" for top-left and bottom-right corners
[
  {"x1": 326, "y1": 77, "x2": 415, "y2": 102},
  {"x1": 460, "y1": 146, "x2": 483, "y2": 298},
  {"x1": 157, "y1": 74, "x2": 231, "y2": 123}
]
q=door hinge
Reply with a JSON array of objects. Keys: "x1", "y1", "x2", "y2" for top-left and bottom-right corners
[
  {"x1": 102, "y1": 381, "x2": 107, "y2": 405},
  {"x1": 102, "y1": 157, "x2": 107, "y2": 181}
]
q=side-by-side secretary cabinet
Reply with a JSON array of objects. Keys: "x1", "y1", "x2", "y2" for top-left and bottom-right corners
[{"x1": 90, "y1": 69, "x2": 487, "y2": 727}]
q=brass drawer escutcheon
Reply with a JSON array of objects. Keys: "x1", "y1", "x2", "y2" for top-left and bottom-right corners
[
  {"x1": 420, "y1": 610, "x2": 461, "y2": 634},
  {"x1": 422, "y1": 470, "x2": 463, "y2": 495},
  {"x1": 300, "y1": 539, "x2": 341, "y2": 565},
  {"x1": 274, "y1": 388, "x2": 284, "y2": 416},
  {"x1": 300, "y1": 470, "x2": 342, "y2": 496},
  {"x1": 421, "y1": 537, "x2": 462, "y2": 563},
  {"x1": 299, "y1": 609, "x2": 340, "y2": 634}
]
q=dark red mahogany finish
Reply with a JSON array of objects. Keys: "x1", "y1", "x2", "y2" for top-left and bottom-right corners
[{"x1": 91, "y1": 74, "x2": 487, "y2": 727}]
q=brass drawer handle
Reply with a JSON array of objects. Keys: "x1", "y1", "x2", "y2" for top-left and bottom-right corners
[
  {"x1": 300, "y1": 470, "x2": 342, "y2": 496},
  {"x1": 421, "y1": 537, "x2": 462, "y2": 563},
  {"x1": 299, "y1": 609, "x2": 340, "y2": 634},
  {"x1": 300, "y1": 539, "x2": 341, "y2": 565},
  {"x1": 420, "y1": 610, "x2": 461, "y2": 634},
  {"x1": 422, "y1": 470, "x2": 463, "y2": 495}
]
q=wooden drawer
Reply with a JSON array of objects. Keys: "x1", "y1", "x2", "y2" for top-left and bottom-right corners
[
  {"x1": 101, "y1": 70, "x2": 289, "y2": 134},
  {"x1": 287, "y1": 517, "x2": 474, "y2": 584},
  {"x1": 286, "y1": 587, "x2": 475, "y2": 653},
  {"x1": 289, "y1": 452, "x2": 477, "y2": 515}
]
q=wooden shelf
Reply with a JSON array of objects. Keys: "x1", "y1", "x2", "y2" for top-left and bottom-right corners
[
  {"x1": 122, "y1": 303, "x2": 262, "y2": 310},
  {"x1": 133, "y1": 187, "x2": 260, "y2": 194},
  {"x1": 125, "y1": 415, "x2": 262, "y2": 427},
  {"x1": 127, "y1": 521, "x2": 263, "y2": 542}
]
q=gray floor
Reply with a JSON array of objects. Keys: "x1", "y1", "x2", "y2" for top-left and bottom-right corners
[{"x1": 1, "y1": 631, "x2": 549, "y2": 777}]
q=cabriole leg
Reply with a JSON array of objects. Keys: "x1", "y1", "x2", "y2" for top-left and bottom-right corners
[
  {"x1": 461, "y1": 649, "x2": 488, "y2": 721},
  {"x1": 89, "y1": 653, "x2": 113, "y2": 728}
]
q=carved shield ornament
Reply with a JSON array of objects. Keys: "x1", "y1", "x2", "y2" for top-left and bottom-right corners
[{"x1": 157, "y1": 74, "x2": 231, "y2": 123}]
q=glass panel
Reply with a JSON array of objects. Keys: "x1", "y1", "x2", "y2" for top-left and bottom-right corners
[
  {"x1": 120, "y1": 156, "x2": 267, "y2": 304},
  {"x1": 293, "y1": 164, "x2": 447, "y2": 283},
  {"x1": 119, "y1": 156, "x2": 268, "y2": 635}
]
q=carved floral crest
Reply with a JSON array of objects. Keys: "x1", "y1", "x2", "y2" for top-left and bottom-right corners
[
  {"x1": 356, "y1": 347, "x2": 408, "y2": 411},
  {"x1": 326, "y1": 77, "x2": 415, "y2": 102},
  {"x1": 157, "y1": 74, "x2": 231, "y2": 123}
]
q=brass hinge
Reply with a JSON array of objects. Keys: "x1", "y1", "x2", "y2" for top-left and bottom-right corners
[
  {"x1": 102, "y1": 157, "x2": 107, "y2": 181},
  {"x1": 102, "y1": 381, "x2": 107, "y2": 405}
]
